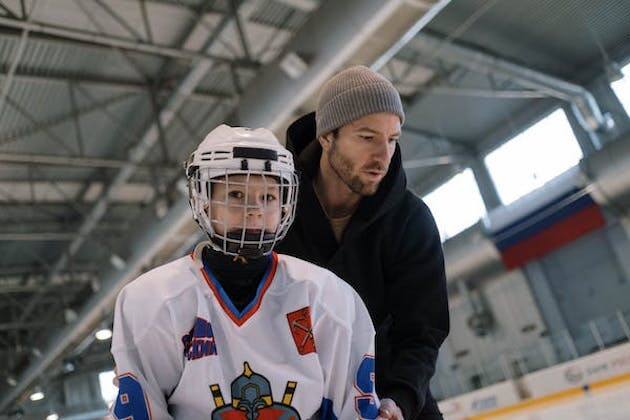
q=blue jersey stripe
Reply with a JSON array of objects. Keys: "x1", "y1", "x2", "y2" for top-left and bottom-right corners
[{"x1": 202, "y1": 253, "x2": 274, "y2": 322}]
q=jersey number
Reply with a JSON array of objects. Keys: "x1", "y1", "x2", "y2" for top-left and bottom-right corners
[
  {"x1": 355, "y1": 355, "x2": 378, "y2": 419},
  {"x1": 113, "y1": 374, "x2": 151, "y2": 420}
]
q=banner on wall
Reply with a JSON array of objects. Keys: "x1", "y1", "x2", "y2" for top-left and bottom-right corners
[
  {"x1": 490, "y1": 187, "x2": 605, "y2": 269},
  {"x1": 484, "y1": 168, "x2": 606, "y2": 270},
  {"x1": 437, "y1": 381, "x2": 521, "y2": 419},
  {"x1": 521, "y1": 341, "x2": 630, "y2": 398}
]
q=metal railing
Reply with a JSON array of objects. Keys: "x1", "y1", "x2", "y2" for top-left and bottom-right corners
[{"x1": 431, "y1": 307, "x2": 630, "y2": 400}]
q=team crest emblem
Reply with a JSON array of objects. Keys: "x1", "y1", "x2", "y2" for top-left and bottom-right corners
[
  {"x1": 182, "y1": 317, "x2": 218, "y2": 360},
  {"x1": 209, "y1": 362, "x2": 301, "y2": 419},
  {"x1": 286, "y1": 307, "x2": 316, "y2": 355}
]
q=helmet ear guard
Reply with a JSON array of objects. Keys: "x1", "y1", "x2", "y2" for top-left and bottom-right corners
[{"x1": 185, "y1": 125, "x2": 299, "y2": 258}]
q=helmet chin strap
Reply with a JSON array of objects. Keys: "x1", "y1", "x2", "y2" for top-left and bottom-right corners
[{"x1": 210, "y1": 229, "x2": 277, "y2": 258}]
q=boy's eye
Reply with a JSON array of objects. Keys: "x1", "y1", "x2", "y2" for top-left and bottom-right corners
[
  {"x1": 228, "y1": 190, "x2": 244, "y2": 199},
  {"x1": 264, "y1": 194, "x2": 277, "y2": 202}
]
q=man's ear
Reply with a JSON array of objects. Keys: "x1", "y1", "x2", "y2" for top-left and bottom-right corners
[{"x1": 318, "y1": 132, "x2": 334, "y2": 151}]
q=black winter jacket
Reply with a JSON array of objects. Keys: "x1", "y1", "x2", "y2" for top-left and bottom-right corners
[{"x1": 277, "y1": 113, "x2": 450, "y2": 419}]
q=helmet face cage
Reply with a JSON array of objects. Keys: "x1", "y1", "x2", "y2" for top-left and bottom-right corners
[{"x1": 188, "y1": 167, "x2": 298, "y2": 257}]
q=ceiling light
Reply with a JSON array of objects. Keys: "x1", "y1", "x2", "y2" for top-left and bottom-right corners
[
  {"x1": 29, "y1": 391, "x2": 45, "y2": 401},
  {"x1": 95, "y1": 328, "x2": 113, "y2": 341},
  {"x1": 110, "y1": 254, "x2": 126, "y2": 270},
  {"x1": 63, "y1": 361, "x2": 76, "y2": 373},
  {"x1": 280, "y1": 52, "x2": 308, "y2": 79}
]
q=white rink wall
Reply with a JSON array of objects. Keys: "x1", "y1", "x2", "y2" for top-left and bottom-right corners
[{"x1": 438, "y1": 341, "x2": 630, "y2": 419}]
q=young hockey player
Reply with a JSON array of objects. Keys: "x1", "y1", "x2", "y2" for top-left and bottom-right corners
[{"x1": 110, "y1": 125, "x2": 379, "y2": 419}]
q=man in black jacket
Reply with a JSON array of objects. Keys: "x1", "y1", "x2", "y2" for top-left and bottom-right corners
[{"x1": 277, "y1": 66, "x2": 449, "y2": 420}]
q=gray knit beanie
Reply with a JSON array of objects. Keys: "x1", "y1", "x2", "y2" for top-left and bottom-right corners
[{"x1": 315, "y1": 65, "x2": 405, "y2": 139}]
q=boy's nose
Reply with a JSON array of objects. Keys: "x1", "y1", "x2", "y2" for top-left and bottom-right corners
[{"x1": 246, "y1": 199, "x2": 264, "y2": 216}]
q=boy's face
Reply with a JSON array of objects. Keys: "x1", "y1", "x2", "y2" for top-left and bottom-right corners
[{"x1": 209, "y1": 174, "x2": 282, "y2": 236}]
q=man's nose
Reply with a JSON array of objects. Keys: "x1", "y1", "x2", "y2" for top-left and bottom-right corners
[{"x1": 373, "y1": 139, "x2": 390, "y2": 164}]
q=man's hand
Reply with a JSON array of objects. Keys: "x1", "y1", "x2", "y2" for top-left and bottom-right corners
[{"x1": 376, "y1": 398, "x2": 404, "y2": 420}]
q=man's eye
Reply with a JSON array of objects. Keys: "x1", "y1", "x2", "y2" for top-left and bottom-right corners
[
  {"x1": 360, "y1": 135, "x2": 374, "y2": 141},
  {"x1": 228, "y1": 191, "x2": 244, "y2": 199},
  {"x1": 389, "y1": 137, "x2": 399, "y2": 144}
]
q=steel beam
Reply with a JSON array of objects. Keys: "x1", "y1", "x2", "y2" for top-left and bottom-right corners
[
  {"x1": 0, "y1": 15, "x2": 256, "y2": 66},
  {"x1": 401, "y1": 125, "x2": 474, "y2": 170},
  {"x1": 0, "y1": 221, "x2": 125, "y2": 236},
  {"x1": 371, "y1": 0, "x2": 451, "y2": 71},
  {"x1": 0, "y1": 321, "x2": 61, "y2": 332},
  {"x1": 230, "y1": 0, "x2": 252, "y2": 61},
  {"x1": 141, "y1": 0, "x2": 225, "y2": 15},
  {"x1": 419, "y1": 86, "x2": 548, "y2": 99},
  {"x1": 94, "y1": 0, "x2": 145, "y2": 42},
  {"x1": 0, "y1": 1, "x2": 38, "y2": 116},
  {"x1": 72, "y1": 0, "x2": 153, "y2": 80},
  {"x1": 470, "y1": 157, "x2": 502, "y2": 210},
  {"x1": 0, "y1": 232, "x2": 76, "y2": 241},
  {"x1": 403, "y1": 154, "x2": 470, "y2": 169},
  {"x1": 0, "y1": 265, "x2": 95, "y2": 277},
  {"x1": 0, "y1": 28, "x2": 28, "y2": 117},
  {"x1": 416, "y1": 32, "x2": 613, "y2": 134},
  {"x1": 405, "y1": 124, "x2": 468, "y2": 144},
  {"x1": 273, "y1": 0, "x2": 318, "y2": 12},
  {"x1": 0, "y1": 2, "x2": 19, "y2": 18},
  {"x1": 67, "y1": 82, "x2": 84, "y2": 155},
  {"x1": 1, "y1": 96, "x2": 78, "y2": 154},
  {"x1": 0, "y1": 68, "x2": 231, "y2": 103},
  {"x1": 0, "y1": 92, "x2": 135, "y2": 147},
  {"x1": 139, "y1": 0, "x2": 154, "y2": 44},
  {"x1": 0, "y1": 152, "x2": 169, "y2": 170}
]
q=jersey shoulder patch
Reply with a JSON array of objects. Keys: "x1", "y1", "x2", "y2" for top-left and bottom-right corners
[{"x1": 287, "y1": 306, "x2": 316, "y2": 355}]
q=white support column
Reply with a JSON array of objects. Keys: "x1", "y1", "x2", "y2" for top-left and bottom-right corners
[{"x1": 470, "y1": 157, "x2": 502, "y2": 211}]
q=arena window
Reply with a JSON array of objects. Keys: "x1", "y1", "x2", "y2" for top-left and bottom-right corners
[
  {"x1": 423, "y1": 168, "x2": 486, "y2": 241},
  {"x1": 611, "y1": 63, "x2": 630, "y2": 116},
  {"x1": 484, "y1": 109, "x2": 583, "y2": 205},
  {"x1": 99, "y1": 370, "x2": 117, "y2": 405}
]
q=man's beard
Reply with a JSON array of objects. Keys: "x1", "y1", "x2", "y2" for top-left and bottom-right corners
[{"x1": 328, "y1": 142, "x2": 381, "y2": 196}]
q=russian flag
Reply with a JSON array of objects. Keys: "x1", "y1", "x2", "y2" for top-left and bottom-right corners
[{"x1": 490, "y1": 188, "x2": 605, "y2": 270}]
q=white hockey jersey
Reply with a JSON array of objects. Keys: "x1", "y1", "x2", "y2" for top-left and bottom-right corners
[{"x1": 111, "y1": 243, "x2": 379, "y2": 420}]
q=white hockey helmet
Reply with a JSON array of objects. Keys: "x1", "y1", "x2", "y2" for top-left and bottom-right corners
[{"x1": 185, "y1": 124, "x2": 299, "y2": 257}]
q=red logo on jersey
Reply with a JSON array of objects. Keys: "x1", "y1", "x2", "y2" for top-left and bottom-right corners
[{"x1": 287, "y1": 307, "x2": 316, "y2": 355}]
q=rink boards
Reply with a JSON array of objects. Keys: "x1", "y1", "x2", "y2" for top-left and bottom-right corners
[{"x1": 439, "y1": 341, "x2": 630, "y2": 419}]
